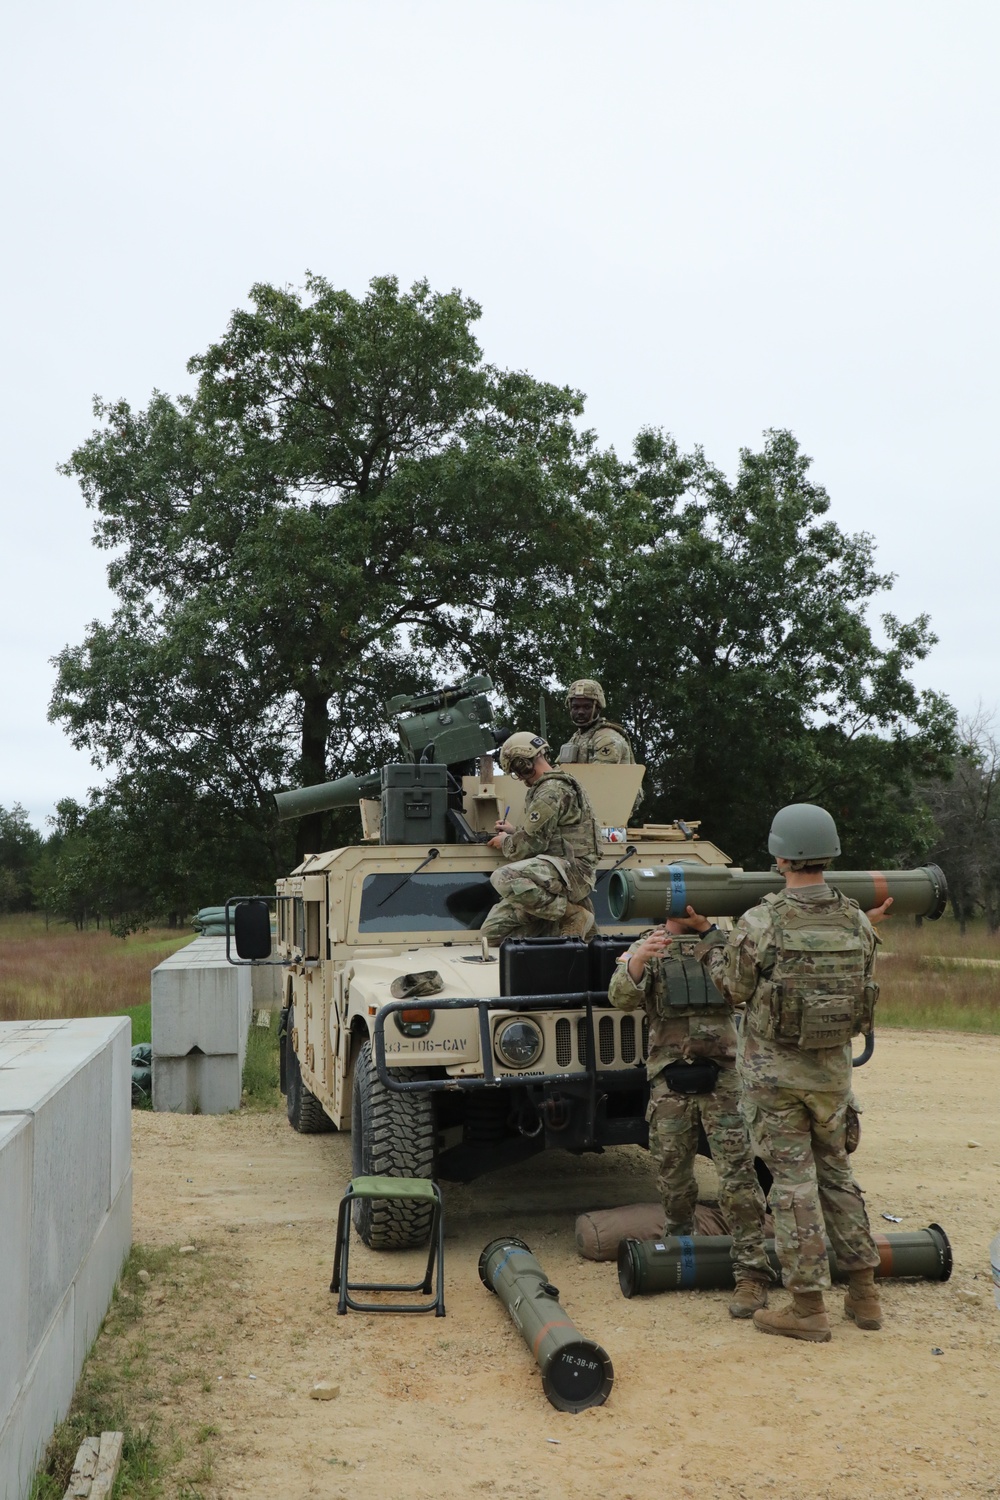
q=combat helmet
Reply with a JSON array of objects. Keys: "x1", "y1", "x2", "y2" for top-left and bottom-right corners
[
  {"x1": 768, "y1": 803, "x2": 841, "y2": 861},
  {"x1": 499, "y1": 732, "x2": 550, "y2": 779},
  {"x1": 565, "y1": 678, "x2": 606, "y2": 711}
]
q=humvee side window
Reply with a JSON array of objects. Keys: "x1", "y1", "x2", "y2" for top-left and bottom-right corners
[
  {"x1": 356, "y1": 872, "x2": 649, "y2": 934},
  {"x1": 358, "y1": 873, "x2": 498, "y2": 932}
]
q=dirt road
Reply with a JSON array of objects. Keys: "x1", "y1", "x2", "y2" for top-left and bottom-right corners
[{"x1": 132, "y1": 1030, "x2": 1000, "y2": 1500}]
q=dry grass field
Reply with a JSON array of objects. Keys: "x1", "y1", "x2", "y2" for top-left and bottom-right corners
[
  {"x1": 0, "y1": 913, "x2": 193, "y2": 1028},
  {"x1": 876, "y1": 913, "x2": 1000, "y2": 1033}
]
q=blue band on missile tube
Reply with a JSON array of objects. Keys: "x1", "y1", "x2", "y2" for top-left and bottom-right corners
[
  {"x1": 667, "y1": 865, "x2": 687, "y2": 919},
  {"x1": 491, "y1": 1245, "x2": 527, "y2": 1284},
  {"x1": 679, "y1": 1236, "x2": 696, "y2": 1288}
]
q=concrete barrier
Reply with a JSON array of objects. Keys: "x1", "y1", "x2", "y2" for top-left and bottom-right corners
[
  {"x1": 0, "y1": 1017, "x2": 132, "y2": 1500},
  {"x1": 151, "y1": 937, "x2": 252, "y2": 1113}
]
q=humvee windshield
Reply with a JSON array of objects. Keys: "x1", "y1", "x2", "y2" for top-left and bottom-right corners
[{"x1": 357, "y1": 872, "x2": 644, "y2": 934}]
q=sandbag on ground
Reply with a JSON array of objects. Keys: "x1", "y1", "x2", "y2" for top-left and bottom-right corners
[{"x1": 576, "y1": 1202, "x2": 773, "y2": 1260}]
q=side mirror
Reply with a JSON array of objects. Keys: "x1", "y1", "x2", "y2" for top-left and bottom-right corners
[{"x1": 234, "y1": 899, "x2": 272, "y2": 960}]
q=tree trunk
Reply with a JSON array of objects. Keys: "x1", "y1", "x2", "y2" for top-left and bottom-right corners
[{"x1": 296, "y1": 688, "x2": 332, "y2": 866}]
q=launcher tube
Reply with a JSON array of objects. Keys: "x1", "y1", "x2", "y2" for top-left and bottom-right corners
[
  {"x1": 608, "y1": 864, "x2": 948, "y2": 923},
  {"x1": 618, "y1": 1224, "x2": 953, "y2": 1297},
  {"x1": 478, "y1": 1237, "x2": 614, "y2": 1412}
]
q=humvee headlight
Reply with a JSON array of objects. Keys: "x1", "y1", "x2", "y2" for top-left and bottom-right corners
[
  {"x1": 495, "y1": 1018, "x2": 543, "y2": 1069},
  {"x1": 394, "y1": 1007, "x2": 434, "y2": 1039}
]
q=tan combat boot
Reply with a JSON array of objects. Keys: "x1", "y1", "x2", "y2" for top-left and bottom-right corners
[
  {"x1": 843, "y1": 1269, "x2": 883, "y2": 1330},
  {"x1": 557, "y1": 903, "x2": 597, "y2": 940},
  {"x1": 729, "y1": 1278, "x2": 769, "y2": 1319},
  {"x1": 753, "y1": 1291, "x2": 832, "y2": 1343}
]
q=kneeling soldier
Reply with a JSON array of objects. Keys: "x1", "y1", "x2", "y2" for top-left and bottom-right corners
[
  {"x1": 482, "y1": 734, "x2": 600, "y2": 945},
  {"x1": 609, "y1": 919, "x2": 773, "y2": 1318}
]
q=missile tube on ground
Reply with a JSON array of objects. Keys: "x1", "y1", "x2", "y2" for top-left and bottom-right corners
[
  {"x1": 617, "y1": 1224, "x2": 953, "y2": 1298},
  {"x1": 608, "y1": 864, "x2": 948, "y2": 924},
  {"x1": 478, "y1": 1237, "x2": 614, "y2": 1413}
]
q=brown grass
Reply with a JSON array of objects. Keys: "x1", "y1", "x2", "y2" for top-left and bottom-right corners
[
  {"x1": 875, "y1": 912, "x2": 1000, "y2": 1034},
  {"x1": 0, "y1": 913, "x2": 193, "y2": 1024}
]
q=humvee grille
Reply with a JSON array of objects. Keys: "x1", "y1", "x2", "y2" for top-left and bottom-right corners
[
  {"x1": 555, "y1": 1018, "x2": 572, "y2": 1067},
  {"x1": 571, "y1": 1013, "x2": 646, "y2": 1068},
  {"x1": 620, "y1": 1014, "x2": 637, "y2": 1063}
]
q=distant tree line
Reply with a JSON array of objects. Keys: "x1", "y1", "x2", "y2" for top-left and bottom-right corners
[{"x1": 18, "y1": 273, "x2": 984, "y2": 933}]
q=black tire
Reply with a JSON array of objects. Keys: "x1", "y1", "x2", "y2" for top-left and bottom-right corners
[
  {"x1": 351, "y1": 1040, "x2": 436, "y2": 1249},
  {"x1": 285, "y1": 1006, "x2": 333, "y2": 1134}
]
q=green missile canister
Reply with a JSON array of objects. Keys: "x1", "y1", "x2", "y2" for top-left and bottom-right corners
[
  {"x1": 617, "y1": 1224, "x2": 953, "y2": 1298},
  {"x1": 478, "y1": 1237, "x2": 614, "y2": 1413},
  {"x1": 608, "y1": 864, "x2": 948, "y2": 923}
]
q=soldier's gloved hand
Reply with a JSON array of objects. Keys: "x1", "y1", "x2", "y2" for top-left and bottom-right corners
[{"x1": 626, "y1": 925, "x2": 671, "y2": 982}]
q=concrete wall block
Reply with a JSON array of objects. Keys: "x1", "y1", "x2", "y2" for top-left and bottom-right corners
[
  {"x1": 25, "y1": 1048, "x2": 113, "y2": 1350},
  {"x1": 152, "y1": 938, "x2": 254, "y2": 1057},
  {"x1": 109, "y1": 1022, "x2": 133, "y2": 1203},
  {"x1": 0, "y1": 1115, "x2": 32, "y2": 1436},
  {"x1": 0, "y1": 1277, "x2": 76, "y2": 1500},
  {"x1": 73, "y1": 1171, "x2": 132, "y2": 1373},
  {"x1": 152, "y1": 1052, "x2": 242, "y2": 1114}
]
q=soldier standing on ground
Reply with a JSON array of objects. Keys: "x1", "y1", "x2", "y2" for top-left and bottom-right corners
[
  {"x1": 680, "y1": 803, "x2": 890, "y2": 1343},
  {"x1": 482, "y1": 734, "x2": 600, "y2": 944},
  {"x1": 557, "y1": 679, "x2": 636, "y2": 765},
  {"x1": 608, "y1": 920, "x2": 773, "y2": 1319}
]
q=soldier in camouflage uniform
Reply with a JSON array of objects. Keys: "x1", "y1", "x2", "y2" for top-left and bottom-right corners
[
  {"x1": 609, "y1": 921, "x2": 773, "y2": 1318},
  {"x1": 681, "y1": 804, "x2": 890, "y2": 1343},
  {"x1": 557, "y1": 679, "x2": 636, "y2": 766},
  {"x1": 482, "y1": 733, "x2": 600, "y2": 944}
]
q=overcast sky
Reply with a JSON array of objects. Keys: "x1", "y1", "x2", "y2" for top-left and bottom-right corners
[{"x1": 2, "y1": 1, "x2": 997, "y2": 827}]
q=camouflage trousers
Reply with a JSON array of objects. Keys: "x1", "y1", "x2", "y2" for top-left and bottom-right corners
[
  {"x1": 646, "y1": 1066, "x2": 772, "y2": 1283},
  {"x1": 742, "y1": 1084, "x2": 880, "y2": 1292},
  {"x1": 481, "y1": 858, "x2": 595, "y2": 945}
]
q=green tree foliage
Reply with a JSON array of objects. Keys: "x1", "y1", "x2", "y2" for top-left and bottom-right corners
[
  {"x1": 51, "y1": 275, "x2": 613, "y2": 905},
  {"x1": 0, "y1": 803, "x2": 42, "y2": 912},
  {"x1": 592, "y1": 429, "x2": 956, "y2": 868},
  {"x1": 923, "y1": 713, "x2": 1000, "y2": 933},
  {"x1": 49, "y1": 277, "x2": 956, "y2": 925}
]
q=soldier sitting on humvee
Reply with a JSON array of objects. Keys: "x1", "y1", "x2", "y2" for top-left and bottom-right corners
[{"x1": 482, "y1": 734, "x2": 600, "y2": 944}]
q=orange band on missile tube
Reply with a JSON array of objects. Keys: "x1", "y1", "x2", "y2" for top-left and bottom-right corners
[
  {"x1": 871, "y1": 871, "x2": 889, "y2": 907},
  {"x1": 532, "y1": 1320, "x2": 576, "y2": 1359},
  {"x1": 872, "y1": 1234, "x2": 893, "y2": 1277}
]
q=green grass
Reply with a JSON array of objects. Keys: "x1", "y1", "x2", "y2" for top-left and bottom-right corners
[
  {"x1": 108, "y1": 1001, "x2": 152, "y2": 1046},
  {"x1": 877, "y1": 912, "x2": 1000, "y2": 1033},
  {"x1": 29, "y1": 1243, "x2": 235, "y2": 1500},
  {"x1": 241, "y1": 1013, "x2": 281, "y2": 1109}
]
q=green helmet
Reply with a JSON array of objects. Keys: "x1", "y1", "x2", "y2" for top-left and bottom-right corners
[
  {"x1": 499, "y1": 732, "x2": 550, "y2": 778},
  {"x1": 565, "y1": 678, "x2": 606, "y2": 711},
  {"x1": 768, "y1": 803, "x2": 841, "y2": 861}
]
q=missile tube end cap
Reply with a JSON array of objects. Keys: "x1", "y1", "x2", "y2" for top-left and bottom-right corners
[
  {"x1": 927, "y1": 1222, "x2": 953, "y2": 1281},
  {"x1": 617, "y1": 1238, "x2": 642, "y2": 1299},
  {"x1": 542, "y1": 1340, "x2": 615, "y2": 1413}
]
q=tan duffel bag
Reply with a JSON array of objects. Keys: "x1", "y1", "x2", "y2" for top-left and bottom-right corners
[{"x1": 575, "y1": 1201, "x2": 744, "y2": 1260}]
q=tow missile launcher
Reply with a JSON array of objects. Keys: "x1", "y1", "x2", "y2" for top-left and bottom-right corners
[{"x1": 274, "y1": 675, "x2": 501, "y2": 844}]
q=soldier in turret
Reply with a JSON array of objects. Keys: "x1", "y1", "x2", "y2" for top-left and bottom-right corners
[
  {"x1": 557, "y1": 679, "x2": 635, "y2": 766},
  {"x1": 482, "y1": 733, "x2": 600, "y2": 944}
]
